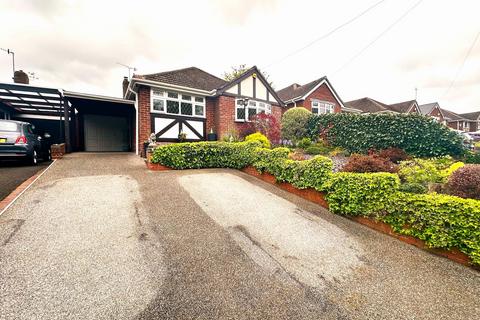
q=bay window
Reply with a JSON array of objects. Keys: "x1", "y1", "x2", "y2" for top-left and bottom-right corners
[
  {"x1": 311, "y1": 100, "x2": 334, "y2": 114},
  {"x1": 235, "y1": 98, "x2": 271, "y2": 122},
  {"x1": 151, "y1": 89, "x2": 205, "y2": 117}
]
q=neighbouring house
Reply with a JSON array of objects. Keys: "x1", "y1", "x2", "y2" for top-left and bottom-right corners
[
  {"x1": 276, "y1": 77, "x2": 356, "y2": 114},
  {"x1": 418, "y1": 102, "x2": 445, "y2": 123},
  {"x1": 345, "y1": 97, "x2": 420, "y2": 114},
  {"x1": 459, "y1": 111, "x2": 480, "y2": 132},
  {"x1": 124, "y1": 66, "x2": 285, "y2": 148}
]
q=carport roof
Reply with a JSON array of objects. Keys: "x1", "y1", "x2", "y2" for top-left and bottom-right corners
[{"x1": 0, "y1": 82, "x2": 134, "y2": 116}]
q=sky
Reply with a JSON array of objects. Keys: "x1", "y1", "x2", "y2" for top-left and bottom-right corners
[{"x1": 0, "y1": 0, "x2": 479, "y2": 113}]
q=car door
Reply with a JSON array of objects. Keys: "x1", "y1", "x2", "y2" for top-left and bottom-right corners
[{"x1": 26, "y1": 124, "x2": 41, "y2": 151}]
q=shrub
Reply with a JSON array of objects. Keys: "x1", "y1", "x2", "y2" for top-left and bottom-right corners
[
  {"x1": 245, "y1": 132, "x2": 271, "y2": 148},
  {"x1": 324, "y1": 172, "x2": 400, "y2": 216},
  {"x1": 246, "y1": 113, "x2": 281, "y2": 143},
  {"x1": 398, "y1": 182, "x2": 428, "y2": 194},
  {"x1": 253, "y1": 147, "x2": 290, "y2": 173},
  {"x1": 288, "y1": 150, "x2": 307, "y2": 161},
  {"x1": 342, "y1": 154, "x2": 398, "y2": 173},
  {"x1": 382, "y1": 192, "x2": 480, "y2": 265},
  {"x1": 259, "y1": 155, "x2": 333, "y2": 191},
  {"x1": 306, "y1": 113, "x2": 465, "y2": 157},
  {"x1": 150, "y1": 141, "x2": 260, "y2": 169},
  {"x1": 464, "y1": 151, "x2": 480, "y2": 164},
  {"x1": 221, "y1": 127, "x2": 241, "y2": 142},
  {"x1": 398, "y1": 157, "x2": 463, "y2": 185},
  {"x1": 446, "y1": 165, "x2": 480, "y2": 200},
  {"x1": 377, "y1": 148, "x2": 409, "y2": 163},
  {"x1": 297, "y1": 137, "x2": 312, "y2": 149},
  {"x1": 281, "y1": 107, "x2": 311, "y2": 142}
]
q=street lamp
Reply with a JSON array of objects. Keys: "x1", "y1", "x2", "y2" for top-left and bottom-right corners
[{"x1": 240, "y1": 97, "x2": 249, "y2": 120}]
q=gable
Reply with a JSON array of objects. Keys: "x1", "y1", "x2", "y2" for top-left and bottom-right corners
[
  {"x1": 303, "y1": 82, "x2": 344, "y2": 109},
  {"x1": 218, "y1": 66, "x2": 283, "y2": 106}
]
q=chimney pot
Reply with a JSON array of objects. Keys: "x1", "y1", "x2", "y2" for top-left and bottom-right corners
[{"x1": 122, "y1": 76, "x2": 129, "y2": 97}]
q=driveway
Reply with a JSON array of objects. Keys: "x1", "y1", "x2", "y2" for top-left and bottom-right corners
[
  {"x1": 0, "y1": 153, "x2": 479, "y2": 320},
  {"x1": 0, "y1": 160, "x2": 51, "y2": 201}
]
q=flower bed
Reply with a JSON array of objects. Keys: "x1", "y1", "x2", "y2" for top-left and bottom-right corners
[{"x1": 149, "y1": 142, "x2": 480, "y2": 267}]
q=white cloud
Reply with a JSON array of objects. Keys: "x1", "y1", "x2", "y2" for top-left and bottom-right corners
[{"x1": 0, "y1": 0, "x2": 479, "y2": 113}]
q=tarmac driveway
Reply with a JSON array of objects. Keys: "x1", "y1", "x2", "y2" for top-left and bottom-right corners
[
  {"x1": 0, "y1": 153, "x2": 479, "y2": 320},
  {"x1": 0, "y1": 160, "x2": 51, "y2": 201}
]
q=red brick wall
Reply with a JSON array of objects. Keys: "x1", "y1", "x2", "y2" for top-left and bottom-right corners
[
  {"x1": 430, "y1": 107, "x2": 444, "y2": 122},
  {"x1": 212, "y1": 95, "x2": 283, "y2": 139},
  {"x1": 205, "y1": 98, "x2": 216, "y2": 135},
  {"x1": 448, "y1": 121, "x2": 459, "y2": 130},
  {"x1": 137, "y1": 85, "x2": 151, "y2": 148}
]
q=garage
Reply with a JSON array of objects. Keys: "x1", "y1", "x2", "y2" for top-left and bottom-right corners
[{"x1": 84, "y1": 114, "x2": 130, "y2": 152}]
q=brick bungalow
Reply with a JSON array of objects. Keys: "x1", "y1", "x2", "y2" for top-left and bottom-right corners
[
  {"x1": 345, "y1": 97, "x2": 420, "y2": 114},
  {"x1": 276, "y1": 77, "x2": 355, "y2": 114},
  {"x1": 124, "y1": 66, "x2": 285, "y2": 152},
  {"x1": 418, "y1": 102, "x2": 445, "y2": 123}
]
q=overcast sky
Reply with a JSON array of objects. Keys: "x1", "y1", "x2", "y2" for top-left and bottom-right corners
[{"x1": 1, "y1": 0, "x2": 479, "y2": 113}]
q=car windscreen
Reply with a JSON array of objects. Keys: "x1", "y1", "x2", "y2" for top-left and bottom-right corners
[{"x1": 0, "y1": 122, "x2": 19, "y2": 132}]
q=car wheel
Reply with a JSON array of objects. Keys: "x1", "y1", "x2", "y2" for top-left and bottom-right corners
[{"x1": 29, "y1": 150, "x2": 38, "y2": 165}]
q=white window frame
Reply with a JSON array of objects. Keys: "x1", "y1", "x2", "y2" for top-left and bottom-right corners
[
  {"x1": 311, "y1": 100, "x2": 335, "y2": 115},
  {"x1": 150, "y1": 88, "x2": 205, "y2": 118},
  {"x1": 235, "y1": 98, "x2": 271, "y2": 122}
]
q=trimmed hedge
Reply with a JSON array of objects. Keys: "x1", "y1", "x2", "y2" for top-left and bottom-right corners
[
  {"x1": 150, "y1": 141, "x2": 260, "y2": 169},
  {"x1": 307, "y1": 113, "x2": 465, "y2": 157},
  {"x1": 324, "y1": 172, "x2": 400, "y2": 216},
  {"x1": 253, "y1": 147, "x2": 332, "y2": 191},
  {"x1": 382, "y1": 192, "x2": 480, "y2": 265}
]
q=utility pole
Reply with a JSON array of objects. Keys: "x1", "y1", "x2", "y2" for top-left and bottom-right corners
[{"x1": 0, "y1": 48, "x2": 15, "y2": 79}]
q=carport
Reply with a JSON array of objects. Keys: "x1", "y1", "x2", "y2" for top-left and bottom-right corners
[{"x1": 0, "y1": 82, "x2": 135, "y2": 153}]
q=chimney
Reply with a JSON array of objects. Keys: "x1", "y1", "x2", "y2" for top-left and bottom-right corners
[
  {"x1": 292, "y1": 83, "x2": 300, "y2": 89},
  {"x1": 14, "y1": 70, "x2": 29, "y2": 84},
  {"x1": 122, "y1": 76, "x2": 129, "y2": 97}
]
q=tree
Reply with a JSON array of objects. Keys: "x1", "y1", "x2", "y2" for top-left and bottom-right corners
[
  {"x1": 223, "y1": 64, "x2": 274, "y2": 88},
  {"x1": 281, "y1": 107, "x2": 312, "y2": 142}
]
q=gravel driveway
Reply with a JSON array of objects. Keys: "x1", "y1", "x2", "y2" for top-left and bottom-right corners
[{"x1": 0, "y1": 153, "x2": 479, "y2": 320}]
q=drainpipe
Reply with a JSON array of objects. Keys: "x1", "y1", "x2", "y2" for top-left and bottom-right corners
[{"x1": 127, "y1": 83, "x2": 139, "y2": 155}]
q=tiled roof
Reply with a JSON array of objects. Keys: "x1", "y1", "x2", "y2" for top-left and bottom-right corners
[
  {"x1": 440, "y1": 108, "x2": 464, "y2": 121},
  {"x1": 459, "y1": 111, "x2": 480, "y2": 120},
  {"x1": 134, "y1": 67, "x2": 227, "y2": 92},
  {"x1": 418, "y1": 102, "x2": 438, "y2": 115},
  {"x1": 276, "y1": 77, "x2": 326, "y2": 102},
  {"x1": 344, "y1": 97, "x2": 391, "y2": 113},
  {"x1": 388, "y1": 100, "x2": 416, "y2": 113}
]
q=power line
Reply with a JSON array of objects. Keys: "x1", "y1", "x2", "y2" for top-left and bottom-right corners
[
  {"x1": 334, "y1": 0, "x2": 423, "y2": 74},
  {"x1": 264, "y1": 0, "x2": 388, "y2": 70},
  {"x1": 442, "y1": 30, "x2": 480, "y2": 98}
]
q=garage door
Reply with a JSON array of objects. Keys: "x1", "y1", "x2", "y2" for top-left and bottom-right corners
[{"x1": 84, "y1": 114, "x2": 129, "y2": 152}]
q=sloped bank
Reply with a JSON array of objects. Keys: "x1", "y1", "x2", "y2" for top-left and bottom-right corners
[{"x1": 147, "y1": 141, "x2": 480, "y2": 269}]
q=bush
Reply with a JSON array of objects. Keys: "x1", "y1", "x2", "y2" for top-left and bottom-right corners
[
  {"x1": 398, "y1": 157, "x2": 463, "y2": 185},
  {"x1": 281, "y1": 107, "x2": 311, "y2": 142},
  {"x1": 245, "y1": 113, "x2": 281, "y2": 143},
  {"x1": 382, "y1": 192, "x2": 480, "y2": 265},
  {"x1": 377, "y1": 148, "x2": 409, "y2": 163},
  {"x1": 253, "y1": 147, "x2": 290, "y2": 173},
  {"x1": 464, "y1": 151, "x2": 480, "y2": 164},
  {"x1": 245, "y1": 132, "x2": 271, "y2": 148},
  {"x1": 297, "y1": 137, "x2": 312, "y2": 149},
  {"x1": 324, "y1": 172, "x2": 400, "y2": 216},
  {"x1": 150, "y1": 141, "x2": 260, "y2": 169},
  {"x1": 306, "y1": 113, "x2": 465, "y2": 157},
  {"x1": 342, "y1": 154, "x2": 398, "y2": 173},
  {"x1": 398, "y1": 182, "x2": 428, "y2": 194},
  {"x1": 446, "y1": 165, "x2": 480, "y2": 200}
]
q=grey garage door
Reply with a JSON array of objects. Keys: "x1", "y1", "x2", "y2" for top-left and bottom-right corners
[{"x1": 84, "y1": 114, "x2": 129, "y2": 152}]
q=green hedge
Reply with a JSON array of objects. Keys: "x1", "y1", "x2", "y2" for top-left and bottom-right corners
[
  {"x1": 382, "y1": 192, "x2": 480, "y2": 265},
  {"x1": 307, "y1": 113, "x2": 465, "y2": 157},
  {"x1": 150, "y1": 141, "x2": 260, "y2": 169},
  {"x1": 324, "y1": 172, "x2": 400, "y2": 216}
]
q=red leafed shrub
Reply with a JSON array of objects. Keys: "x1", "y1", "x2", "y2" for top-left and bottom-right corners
[
  {"x1": 342, "y1": 154, "x2": 398, "y2": 173},
  {"x1": 245, "y1": 113, "x2": 281, "y2": 144},
  {"x1": 446, "y1": 165, "x2": 480, "y2": 200},
  {"x1": 377, "y1": 148, "x2": 410, "y2": 164}
]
